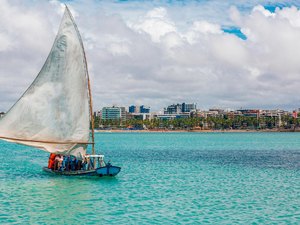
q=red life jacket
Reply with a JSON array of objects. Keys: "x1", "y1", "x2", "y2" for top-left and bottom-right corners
[
  {"x1": 50, "y1": 153, "x2": 56, "y2": 160},
  {"x1": 48, "y1": 153, "x2": 56, "y2": 169}
]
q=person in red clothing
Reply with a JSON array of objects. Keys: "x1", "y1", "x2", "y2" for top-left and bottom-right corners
[{"x1": 48, "y1": 153, "x2": 56, "y2": 170}]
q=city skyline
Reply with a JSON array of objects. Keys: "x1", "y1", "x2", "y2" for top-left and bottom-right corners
[
  {"x1": 97, "y1": 103, "x2": 299, "y2": 114},
  {"x1": 1, "y1": 0, "x2": 300, "y2": 112}
]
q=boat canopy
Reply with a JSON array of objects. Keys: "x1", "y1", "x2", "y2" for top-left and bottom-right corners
[{"x1": 85, "y1": 155, "x2": 105, "y2": 159}]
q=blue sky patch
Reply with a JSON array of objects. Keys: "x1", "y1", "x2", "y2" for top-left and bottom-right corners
[
  {"x1": 264, "y1": 3, "x2": 287, "y2": 12},
  {"x1": 222, "y1": 27, "x2": 247, "y2": 40},
  {"x1": 264, "y1": 2, "x2": 300, "y2": 12}
]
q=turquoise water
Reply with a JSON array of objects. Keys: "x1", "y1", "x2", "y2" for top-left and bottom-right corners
[{"x1": 0, "y1": 132, "x2": 299, "y2": 224}]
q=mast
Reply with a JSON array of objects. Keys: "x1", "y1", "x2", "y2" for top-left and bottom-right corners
[
  {"x1": 65, "y1": 6, "x2": 95, "y2": 154},
  {"x1": 87, "y1": 75, "x2": 95, "y2": 155}
]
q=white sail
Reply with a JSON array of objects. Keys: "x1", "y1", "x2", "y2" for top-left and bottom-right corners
[{"x1": 0, "y1": 8, "x2": 91, "y2": 157}]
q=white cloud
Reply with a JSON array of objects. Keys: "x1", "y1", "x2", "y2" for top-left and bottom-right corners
[
  {"x1": 278, "y1": 6, "x2": 300, "y2": 27},
  {"x1": 130, "y1": 7, "x2": 177, "y2": 42},
  {"x1": 0, "y1": 0, "x2": 300, "y2": 112},
  {"x1": 253, "y1": 5, "x2": 276, "y2": 17}
]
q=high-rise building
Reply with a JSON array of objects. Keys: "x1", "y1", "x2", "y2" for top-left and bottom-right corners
[
  {"x1": 128, "y1": 105, "x2": 150, "y2": 114},
  {"x1": 164, "y1": 104, "x2": 181, "y2": 114},
  {"x1": 182, "y1": 103, "x2": 196, "y2": 112},
  {"x1": 129, "y1": 105, "x2": 136, "y2": 113},
  {"x1": 140, "y1": 105, "x2": 150, "y2": 113},
  {"x1": 164, "y1": 103, "x2": 196, "y2": 114},
  {"x1": 101, "y1": 106, "x2": 126, "y2": 121}
]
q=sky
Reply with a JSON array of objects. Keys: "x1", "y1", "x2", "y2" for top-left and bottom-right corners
[{"x1": 0, "y1": 0, "x2": 300, "y2": 112}]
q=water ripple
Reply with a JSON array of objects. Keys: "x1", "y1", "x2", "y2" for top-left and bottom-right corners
[{"x1": 0, "y1": 133, "x2": 300, "y2": 224}]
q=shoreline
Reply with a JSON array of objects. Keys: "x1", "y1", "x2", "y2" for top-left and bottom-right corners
[{"x1": 95, "y1": 129, "x2": 300, "y2": 133}]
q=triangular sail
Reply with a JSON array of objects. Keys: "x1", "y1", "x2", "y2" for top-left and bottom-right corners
[{"x1": 0, "y1": 8, "x2": 91, "y2": 157}]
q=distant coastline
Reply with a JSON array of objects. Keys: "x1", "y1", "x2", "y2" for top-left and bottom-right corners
[{"x1": 95, "y1": 128, "x2": 300, "y2": 133}]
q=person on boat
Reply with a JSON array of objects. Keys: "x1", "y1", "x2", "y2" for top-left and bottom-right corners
[
  {"x1": 87, "y1": 155, "x2": 94, "y2": 170},
  {"x1": 81, "y1": 157, "x2": 86, "y2": 170},
  {"x1": 63, "y1": 155, "x2": 70, "y2": 171},
  {"x1": 77, "y1": 158, "x2": 82, "y2": 170},
  {"x1": 99, "y1": 157, "x2": 105, "y2": 167},
  {"x1": 106, "y1": 160, "x2": 111, "y2": 167},
  {"x1": 48, "y1": 153, "x2": 56, "y2": 170},
  {"x1": 54, "y1": 154, "x2": 63, "y2": 171},
  {"x1": 53, "y1": 155, "x2": 58, "y2": 170},
  {"x1": 58, "y1": 155, "x2": 64, "y2": 171},
  {"x1": 82, "y1": 155, "x2": 90, "y2": 170},
  {"x1": 61, "y1": 155, "x2": 68, "y2": 171},
  {"x1": 70, "y1": 155, "x2": 77, "y2": 171}
]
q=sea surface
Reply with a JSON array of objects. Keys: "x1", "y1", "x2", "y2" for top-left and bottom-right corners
[{"x1": 0, "y1": 132, "x2": 299, "y2": 224}]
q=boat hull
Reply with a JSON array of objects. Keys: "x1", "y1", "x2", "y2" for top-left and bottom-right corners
[
  {"x1": 42, "y1": 165, "x2": 121, "y2": 177},
  {"x1": 96, "y1": 165, "x2": 121, "y2": 177}
]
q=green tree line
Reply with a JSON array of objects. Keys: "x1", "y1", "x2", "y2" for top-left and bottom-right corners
[{"x1": 94, "y1": 115, "x2": 300, "y2": 130}]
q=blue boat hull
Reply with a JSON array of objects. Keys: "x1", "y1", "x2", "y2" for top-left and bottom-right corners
[
  {"x1": 96, "y1": 165, "x2": 121, "y2": 177},
  {"x1": 43, "y1": 165, "x2": 121, "y2": 177}
]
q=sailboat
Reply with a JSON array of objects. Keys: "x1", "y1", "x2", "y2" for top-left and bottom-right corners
[{"x1": 0, "y1": 6, "x2": 121, "y2": 177}]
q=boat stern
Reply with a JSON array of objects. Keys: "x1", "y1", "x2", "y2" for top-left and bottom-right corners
[{"x1": 96, "y1": 164, "x2": 121, "y2": 177}]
